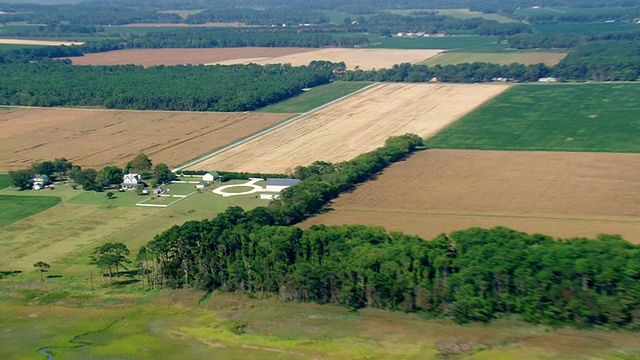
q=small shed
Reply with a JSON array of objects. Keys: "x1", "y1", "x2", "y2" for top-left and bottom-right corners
[
  {"x1": 202, "y1": 172, "x2": 219, "y2": 182},
  {"x1": 260, "y1": 193, "x2": 279, "y2": 200},
  {"x1": 265, "y1": 178, "x2": 301, "y2": 193},
  {"x1": 195, "y1": 181, "x2": 209, "y2": 189}
]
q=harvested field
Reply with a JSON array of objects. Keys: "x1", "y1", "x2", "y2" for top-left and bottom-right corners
[
  {"x1": 66, "y1": 48, "x2": 442, "y2": 69},
  {"x1": 303, "y1": 149, "x2": 640, "y2": 243},
  {"x1": 213, "y1": 48, "x2": 443, "y2": 70},
  {"x1": 0, "y1": 108, "x2": 291, "y2": 170},
  {"x1": 188, "y1": 83, "x2": 509, "y2": 173},
  {"x1": 66, "y1": 47, "x2": 314, "y2": 67},
  {"x1": 0, "y1": 38, "x2": 83, "y2": 46}
]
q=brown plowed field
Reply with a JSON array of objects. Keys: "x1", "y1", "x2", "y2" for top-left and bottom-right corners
[
  {"x1": 213, "y1": 48, "x2": 443, "y2": 70},
  {"x1": 302, "y1": 149, "x2": 640, "y2": 243},
  {"x1": 65, "y1": 48, "x2": 442, "y2": 69},
  {"x1": 0, "y1": 108, "x2": 291, "y2": 170},
  {"x1": 187, "y1": 83, "x2": 509, "y2": 173},
  {"x1": 66, "y1": 47, "x2": 314, "y2": 67}
]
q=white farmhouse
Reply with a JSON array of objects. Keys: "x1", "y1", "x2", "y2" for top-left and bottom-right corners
[
  {"x1": 32, "y1": 174, "x2": 50, "y2": 190},
  {"x1": 121, "y1": 173, "x2": 142, "y2": 190}
]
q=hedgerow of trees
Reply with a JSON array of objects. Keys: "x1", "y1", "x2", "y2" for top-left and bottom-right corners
[{"x1": 0, "y1": 60, "x2": 336, "y2": 111}]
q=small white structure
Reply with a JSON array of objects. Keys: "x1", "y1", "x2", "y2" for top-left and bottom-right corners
[
  {"x1": 265, "y1": 178, "x2": 301, "y2": 192},
  {"x1": 260, "y1": 193, "x2": 280, "y2": 200},
  {"x1": 538, "y1": 77, "x2": 558, "y2": 83},
  {"x1": 122, "y1": 173, "x2": 142, "y2": 190},
  {"x1": 195, "y1": 181, "x2": 209, "y2": 189},
  {"x1": 32, "y1": 174, "x2": 49, "y2": 191},
  {"x1": 202, "y1": 172, "x2": 219, "y2": 182}
]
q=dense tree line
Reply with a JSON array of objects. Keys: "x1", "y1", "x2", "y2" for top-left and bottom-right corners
[
  {"x1": 508, "y1": 30, "x2": 640, "y2": 49},
  {"x1": 0, "y1": 60, "x2": 334, "y2": 111},
  {"x1": 121, "y1": 28, "x2": 369, "y2": 49},
  {"x1": 362, "y1": 13, "x2": 531, "y2": 36},
  {"x1": 515, "y1": 7, "x2": 640, "y2": 24},
  {"x1": 0, "y1": 2, "x2": 182, "y2": 25},
  {"x1": 143, "y1": 205, "x2": 640, "y2": 326},
  {"x1": 554, "y1": 40, "x2": 640, "y2": 81},
  {"x1": 341, "y1": 62, "x2": 552, "y2": 83},
  {"x1": 184, "y1": 8, "x2": 331, "y2": 25}
]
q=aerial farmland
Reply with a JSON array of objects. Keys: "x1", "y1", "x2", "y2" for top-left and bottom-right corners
[{"x1": 1, "y1": 1, "x2": 640, "y2": 358}]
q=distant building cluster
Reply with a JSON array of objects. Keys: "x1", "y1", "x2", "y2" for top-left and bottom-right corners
[{"x1": 396, "y1": 32, "x2": 446, "y2": 38}]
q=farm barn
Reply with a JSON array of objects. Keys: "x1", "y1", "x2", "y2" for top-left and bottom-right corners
[{"x1": 265, "y1": 178, "x2": 300, "y2": 192}]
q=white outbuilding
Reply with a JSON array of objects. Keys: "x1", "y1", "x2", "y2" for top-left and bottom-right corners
[
  {"x1": 202, "y1": 172, "x2": 219, "y2": 182},
  {"x1": 265, "y1": 178, "x2": 301, "y2": 192}
]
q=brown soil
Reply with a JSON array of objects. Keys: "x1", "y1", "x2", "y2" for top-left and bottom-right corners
[
  {"x1": 213, "y1": 48, "x2": 443, "y2": 70},
  {"x1": 65, "y1": 47, "x2": 442, "y2": 69},
  {"x1": 188, "y1": 83, "x2": 509, "y2": 173},
  {"x1": 65, "y1": 47, "x2": 315, "y2": 67},
  {"x1": 302, "y1": 149, "x2": 640, "y2": 243},
  {"x1": 0, "y1": 108, "x2": 291, "y2": 170}
]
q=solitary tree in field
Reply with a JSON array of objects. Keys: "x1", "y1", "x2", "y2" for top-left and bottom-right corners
[
  {"x1": 33, "y1": 261, "x2": 50, "y2": 281},
  {"x1": 90, "y1": 242, "x2": 131, "y2": 282}
]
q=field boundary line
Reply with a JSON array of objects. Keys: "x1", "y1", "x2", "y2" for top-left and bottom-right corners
[{"x1": 171, "y1": 82, "x2": 381, "y2": 172}]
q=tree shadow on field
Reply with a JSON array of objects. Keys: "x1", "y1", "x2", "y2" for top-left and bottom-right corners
[
  {"x1": 46, "y1": 275, "x2": 62, "y2": 279},
  {"x1": 0, "y1": 270, "x2": 23, "y2": 279},
  {"x1": 110, "y1": 278, "x2": 140, "y2": 288}
]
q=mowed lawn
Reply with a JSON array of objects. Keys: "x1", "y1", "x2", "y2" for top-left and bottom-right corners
[
  {"x1": 428, "y1": 83, "x2": 640, "y2": 153},
  {"x1": 0, "y1": 173, "x2": 10, "y2": 189},
  {"x1": 0, "y1": 195, "x2": 61, "y2": 227}
]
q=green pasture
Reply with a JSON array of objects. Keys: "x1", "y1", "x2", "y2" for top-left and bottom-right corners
[
  {"x1": 258, "y1": 82, "x2": 372, "y2": 113},
  {"x1": 0, "y1": 43, "x2": 46, "y2": 51},
  {"x1": 428, "y1": 83, "x2": 640, "y2": 153},
  {"x1": 532, "y1": 22, "x2": 640, "y2": 34},
  {"x1": 420, "y1": 51, "x2": 566, "y2": 66},
  {"x1": 365, "y1": 35, "x2": 505, "y2": 51},
  {"x1": 0, "y1": 195, "x2": 61, "y2": 227},
  {"x1": 432, "y1": 9, "x2": 517, "y2": 23},
  {"x1": 159, "y1": 9, "x2": 204, "y2": 19},
  {"x1": 0, "y1": 173, "x2": 10, "y2": 189},
  {"x1": 387, "y1": 9, "x2": 516, "y2": 23}
]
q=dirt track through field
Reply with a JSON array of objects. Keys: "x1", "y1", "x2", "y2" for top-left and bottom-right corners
[
  {"x1": 0, "y1": 108, "x2": 291, "y2": 170},
  {"x1": 303, "y1": 149, "x2": 640, "y2": 243},
  {"x1": 187, "y1": 83, "x2": 509, "y2": 173}
]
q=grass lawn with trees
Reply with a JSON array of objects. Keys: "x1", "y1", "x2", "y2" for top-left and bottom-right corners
[
  {"x1": 427, "y1": 83, "x2": 640, "y2": 153},
  {"x1": 0, "y1": 195, "x2": 61, "y2": 227},
  {"x1": 258, "y1": 81, "x2": 372, "y2": 113}
]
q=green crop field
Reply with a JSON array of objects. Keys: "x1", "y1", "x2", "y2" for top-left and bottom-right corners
[
  {"x1": 430, "y1": 9, "x2": 517, "y2": 23},
  {"x1": 0, "y1": 43, "x2": 46, "y2": 50},
  {"x1": 428, "y1": 83, "x2": 640, "y2": 153},
  {"x1": 0, "y1": 195, "x2": 61, "y2": 227},
  {"x1": 365, "y1": 35, "x2": 505, "y2": 50},
  {"x1": 258, "y1": 82, "x2": 372, "y2": 113},
  {"x1": 532, "y1": 22, "x2": 640, "y2": 34},
  {"x1": 420, "y1": 51, "x2": 566, "y2": 66},
  {"x1": 0, "y1": 173, "x2": 10, "y2": 189}
]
